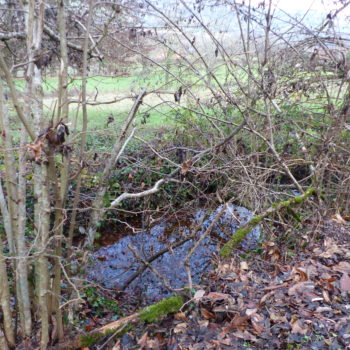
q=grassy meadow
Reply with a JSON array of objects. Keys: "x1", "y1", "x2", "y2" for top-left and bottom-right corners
[
  {"x1": 13, "y1": 62, "x2": 231, "y2": 131},
  {"x1": 12, "y1": 67, "x2": 180, "y2": 143},
  {"x1": 10, "y1": 62, "x2": 342, "y2": 153}
]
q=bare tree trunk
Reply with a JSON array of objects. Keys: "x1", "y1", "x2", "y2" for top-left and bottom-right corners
[
  {"x1": 50, "y1": 0, "x2": 70, "y2": 341},
  {"x1": 17, "y1": 126, "x2": 32, "y2": 335},
  {"x1": 0, "y1": 180, "x2": 12, "y2": 251},
  {"x1": 25, "y1": 1, "x2": 50, "y2": 348},
  {"x1": 67, "y1": 0, "x2": 94, "y2": 246},
  {"x1": 0, "y1": 80, "x2": 14, "y2": 254},
  {"x1": 57, "y1": 0, "x2": 69, "y2": 124},
  {"x1": 0, "y1": 239, "x2": 15, "y2": 348},
  {"x1": 0, "y1": 328, "x2": 10, "y2": 350},
  {"x1": 0, "y1": 37, "x2": 32, "y2": 342}
]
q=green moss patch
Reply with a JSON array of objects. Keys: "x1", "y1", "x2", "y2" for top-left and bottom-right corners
[
  {"x1": 220, "y1": 188, "x2": 316, "y2": 258},
  {"x1": 139, "y1": 296, "x2": 184, "y2": 323}
]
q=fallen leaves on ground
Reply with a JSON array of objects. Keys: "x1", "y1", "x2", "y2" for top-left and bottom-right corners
[{"x1": 110, "y1": 220, "x2": 350, "y2": 350}]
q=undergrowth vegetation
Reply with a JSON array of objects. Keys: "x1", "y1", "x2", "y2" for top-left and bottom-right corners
[{"x1": 1, "y1": 1, "x2": 350, "y2": 349}]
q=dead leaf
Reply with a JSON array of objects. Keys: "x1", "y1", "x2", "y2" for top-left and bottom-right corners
[
  {"x1": 291, "y1": 319, "x2": 308, "y2": 335},
  {"x1": 173, "y1": 322, "x2": 188, "y2": 334},
  {"x1": 112, "y1": 339, "x2": 121, "y2": 350},
  {"x1": 316, "y1": 306, "x2": 332, "y2": 313},
  {"x1": 322, "y1": 289, "x2": 331, "y2": 304},
  {"x1": 180, "y1": 159, "x2": 192, "y2": 175},
  {"x1": 295, "y1": 268, "x2": 308, "y2": 281},
  {"x1": 288, "y1": 281, "x2": 315, "y2": 296},
  {"x1": 201, "y1": 308, "x2": 215, "y2": 319},
  {"x1": 269, "y1": 311, "x2": 288, "y2": 323},
  {"x1": 260, "y1": 291, "x2": 274, "y2": 304},
  {"x1": 174, "y1": 312, "x2": 188, "y2": 321},
  {"x1": 212, "y1": 338, "x2": 233, "y2": 346},
  {"x1": 331, "y1": 213, "x2": 347, "y2": 225},
  {"x1": 251, "y1": 313, "x2": 265, "y2": 334},
  {"x1": 145, "y1": 339, "x2": 160, "y2": 348},
  {"x1": 232, "y1": 330, "x2": 257, "y2": 342},
  {"x1": 224, "y1": 314, "x2": 249, "y2": 331},
  {"x1": 263, "y1": 242, "x2": 276, "y2": 248},
  {"x1": 324, "y1": 237, "x2": 333, "y2": 247},
  {"x1": 137, "y1": 332, "x2": 149, "y2": 349},
  {"x1": 334, "y1": 261, "x2": 350, "y2": 274},
  {"x1": 27, "y1": 139, "x2": 44, "y2": 163},
  {"x1": 340, "y1": 273, "x2": 350, "y2": 292},
  {"x1": 245, "y1": 308, "x2": 258, "y2": 316},
  {"x1": 85, "y1": 324, "x2": 93, "y2": 332},
  {"x1": 240, "y1": 261, "x2": 249, "y2": 270},
  {"x1": 198, "y1": 319, "x2": 209, "y2": 328},
  {"x1": 206, "y1": 292, "x2": 230, "y2": 300},
  {"x1": 193, "y1": 289, "x2": 205, "y2": 301},
  {"x1": 263, "y1": 282, "x2": 288, "y2": 291},
  {"x1": 320, "y1": 239, "x2": 340, "y2": 258}
]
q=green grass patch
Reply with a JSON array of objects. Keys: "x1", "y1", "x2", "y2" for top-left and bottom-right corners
[{"x1": 13, "y1": 66, "x2": 178, "y2": 95}]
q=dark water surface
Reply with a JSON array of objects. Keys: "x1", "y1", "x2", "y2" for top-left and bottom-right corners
[{"x1": 87, "y1": 204, "x2": 260, "y2": 301}]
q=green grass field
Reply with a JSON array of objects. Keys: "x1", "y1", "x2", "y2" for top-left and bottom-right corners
[
  {"x1": 14, "y1": 67, "x2": 180, "y2": 133},
  {"x1": 11, "y1": 62, "x2": 342, "y2": 146},
  {"x1": 14, "y1": 64, "x2": 191, "y2": 94}
]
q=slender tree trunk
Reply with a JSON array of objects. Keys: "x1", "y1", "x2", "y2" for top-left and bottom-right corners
[
  {"x1": 68, "y1": 0, "x2": 94, "y2": 246},
  {"x1": 0, "y1": 34, "x2": 32, "y2": 343},
  {"x1": 0, "y1": 226, "x2": 15, "y2": 348},
  {"x1": 50, "y1": 0, "x2": 70, "y2": 341},
  {"x1": 0, "y1": 80, "x2": 14, "y2": 254},
  {"x1": 0, "y1": 328, "x2": 10, "y2": 350},
  {"x1": 25, "y1": 1, "x2": 50, "y2": 348}
]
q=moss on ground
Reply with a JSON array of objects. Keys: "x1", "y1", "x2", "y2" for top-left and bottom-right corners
[
  {"x1": 220, "y1": 188, "x2": 316, "y2": 258},
  {"x1": 80, "y1": 325, "x2": 133, "y2": 347},
  {"x1": 139, "y1": 296, "x2": 184, "y2": 323}
]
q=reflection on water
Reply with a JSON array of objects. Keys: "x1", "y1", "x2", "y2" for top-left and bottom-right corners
[{"x1": 87, "y1": 204, "x2": 260, "y2": 301}]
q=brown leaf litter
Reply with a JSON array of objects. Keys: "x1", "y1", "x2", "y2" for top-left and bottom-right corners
[{"x1": 108, "y1": 219, "x2": 350, "y2": 350}]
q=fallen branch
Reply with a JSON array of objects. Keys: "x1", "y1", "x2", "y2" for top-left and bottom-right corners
[
  {"x1": 120, "y1": 213, "x2": 207, "y2": 290},
  {"x1": 220, "y1": 188, "x2": 317, "y2": 258},
  {"x1": 184, "y1": 201, "x2": 233, "y2": 291},
  {"x1": 49, "y1": 296, "x2": 184, "y2": 350},
  {"x1": 128, "y1": 244, "x2": 178, "y2": 292},
  {"x1": 110, "y1": 179, "x2": 165, "y2": 208}
]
